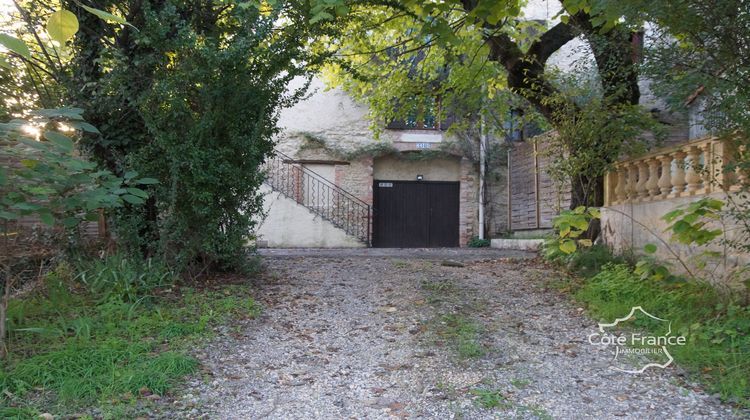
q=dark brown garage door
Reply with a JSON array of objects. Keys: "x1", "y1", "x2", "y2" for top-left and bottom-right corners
[{"x1": 372, "y1": 180, "x2": 459, "y2": 248}]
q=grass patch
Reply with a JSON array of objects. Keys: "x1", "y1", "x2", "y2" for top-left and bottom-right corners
[
  {"x1": 0, "y1": 259, "x2": 261, "y2": 416},
  {"x1": 391, "y1": 260, "x2": 409, "y2": 269},
  {"x1": 470, "y1": 387, "x2": 510, "y2": 409},
  {"x1": 510, "y1": 378, "x2": 530, "y2": 389},
  {"x1": 576, "y1": 263, "x2": 750, "y2": 407},
  {"x1": 437, "y1": 314, "x2": 486, "y2": 359}
]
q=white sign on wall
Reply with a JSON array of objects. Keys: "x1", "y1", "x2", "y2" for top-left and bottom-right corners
[{"x1": 399, "y1": 133, "x2": 442, "y2": 143}]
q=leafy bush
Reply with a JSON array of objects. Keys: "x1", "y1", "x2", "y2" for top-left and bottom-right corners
[
  {"x1": 468, "y1": 236, "x2": 491, "y2": 248},
  {"x1": 577, "y1": 263, "x2": 750, "y2": 406},
  {"x1": 68, "y1": 4, "x2": 311, "y2": 275},
  {"x1": 544, "y1": 206, "x2": 600, "y2": 257},
  {"x1": 0, "y1": 109, "x2": 151, "y2": 231}
]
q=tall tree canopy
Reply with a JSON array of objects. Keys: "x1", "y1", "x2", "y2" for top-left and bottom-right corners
[{"x1": 308, "y1": 0, "x2": 646, "y2": 215}]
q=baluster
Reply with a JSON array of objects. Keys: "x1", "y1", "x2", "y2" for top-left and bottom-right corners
[
  {"x1": 672, "y1": 151, "x2": 687, "y2": 196},
  {"x1": 658, "y1": 154, "x2": 673, "y2": 198},
  {"x1": 699, "y1": 142, "x2": 713, "y2": 193},
  {"x1": 627, "y1": 163, "x2": 639, "y2": 201},
  {"x1": 614, "y1": 165, "x2": 627, "y2": 203},
  {"x1": 646, "y1": 158, "x2": 661, "y2": 199},
  {"x1": 636, "y1": 161, "x2": 649, "y2": 199},
  {"x1": 737, "y1": 145, "x2": 749, "y2": 187},
  {"x1": 685, "y1": 146, "x2": 703, "y2": 193}
]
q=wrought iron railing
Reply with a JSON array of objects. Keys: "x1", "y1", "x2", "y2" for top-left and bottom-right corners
[{"x1": 263, "y1": 151, "x2": 371, "y2": 245}]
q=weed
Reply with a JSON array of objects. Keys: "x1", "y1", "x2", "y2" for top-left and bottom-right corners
[
  {"x1": 565, "y1": 244, "x2": 626, "y2": 278},
  {"x1": 468, "y1": 236, "x2": 491, "y2": 248},
  {"x1": 470, "y1": 387, "x2": 510, "y2": 409},
  {"x1": 392, "y1": 260, "x2": 408, "y2": 268},
  {"x1": 421, "y1": 279, "x2": 455, "y2": 294},
  {"x1": 439, "y1": 314, "x2": 486, "y2": 359},
  {"x1": 517, "y1": 404, "x2": 553, "y2": 419},
  {"x1": 510, "y1": 378, "x2": 530, "y2": 389},
  {"x1": 75, "y1": 255, "x2": 174, "y2": 303}
]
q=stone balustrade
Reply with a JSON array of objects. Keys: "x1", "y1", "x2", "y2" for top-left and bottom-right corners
[{"x1": 605, "y1": 136, "x2": 747, "y2": 205}]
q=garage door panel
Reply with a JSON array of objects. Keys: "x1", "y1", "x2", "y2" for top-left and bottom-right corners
[
  {"x1": 428, "y1": 183, "x2": 460, "y2": 247},
  {"x1": 373, "y1": 180, "x2": 459, "y2": 248}
]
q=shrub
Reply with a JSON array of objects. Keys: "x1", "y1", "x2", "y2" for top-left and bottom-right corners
[
  {"x1": 468, "y1": 236, "x2": 491, "y2": 248},
  {"x1": 544, "y1": 206, "x2": 600, "y2": 258}
]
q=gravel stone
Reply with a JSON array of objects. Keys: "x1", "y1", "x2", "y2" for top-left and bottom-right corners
[{"x1": 153, "y1": 250, "x2": 747, "y2": 419}]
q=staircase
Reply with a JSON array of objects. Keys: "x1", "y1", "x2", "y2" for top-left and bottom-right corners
[{"x1": 263, "y1": 151, "x2": 371, "y2": 245}]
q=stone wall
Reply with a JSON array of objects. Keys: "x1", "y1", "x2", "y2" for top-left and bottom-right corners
[{"x1": 459, "y1": 157, "x2": 479, "y2": 245}]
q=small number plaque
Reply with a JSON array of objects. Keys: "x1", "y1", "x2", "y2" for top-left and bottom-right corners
[
  {"x1": 416, "y1": 143, "x2": 432, "y2": 149},
  {"x1": 378, "y1": 182, "x2": 393, "y2": 188}
]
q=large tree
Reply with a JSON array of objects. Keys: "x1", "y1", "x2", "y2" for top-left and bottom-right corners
[{"x1": 311, "y1": 0, "x2": 645, "y2": 216}]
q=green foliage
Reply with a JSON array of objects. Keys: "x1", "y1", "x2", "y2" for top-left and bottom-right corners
[
  {"x1": 467, "y1": 236, "x2": 491, "y2": 248},
  {"x1": 75, "y1": 255, "x2": 173, "y2": 303},
  {"x1": 618, "y1": 0, "x2": 750, "y2": 138},
  {"x1": 438, "y1": 314, "x2": 485, "y2": 359},
  {"x1": 1, "y1": 258, "x2": 261, "y2": 413},
  {"x1": 564, "y1": 244, "x2": 625, "y2": 278},
  {"x1": 59, "y1": 1, "x2": 316, "y2": 274},
  {"x1": 134, "y1": 14, "x2": 305, "y2": 271},
  {"x1": 545, "y1": 206, "x2": 600, "y2": 256},
  {"x1": 577, "y1": 263, "x2": 750, "y2": 406},
  {"x1": 0, "y1": 109, "x2": 149, "y2": 231},
  {"x1": 470, "y1": 388, "x2": 510, "y2": 410},
  {"x1": 540, "y1": 70, "x2": 661, "y2": 207},
  {"x1": 316, "y1": 0, "x2": 541, "y2": 138},
  {"x1": 663, "y1": 198, "x2": 725, "y2": 246}
]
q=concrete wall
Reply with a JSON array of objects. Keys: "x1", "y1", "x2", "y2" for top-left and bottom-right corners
[
  {"x1": 255, "y1": 185, "x2": 364, "y2": 248},
  {"x1": 602, "y1": 193, "x2": 749, "y2": 289}
]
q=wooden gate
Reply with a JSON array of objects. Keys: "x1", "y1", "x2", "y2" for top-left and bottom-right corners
[{"x1": 372, "y1": 180, "x2": 459, "y2": 248}]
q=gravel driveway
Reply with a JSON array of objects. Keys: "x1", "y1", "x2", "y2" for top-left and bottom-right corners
[{"x1": 161, "y1": 250, "x2": 744, "y2": 419}]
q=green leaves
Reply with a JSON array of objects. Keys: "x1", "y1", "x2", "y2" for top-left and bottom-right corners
[
  {"x1": 135, "y1": 177, "x2": 159, "y2": 185},
  {"x1": 80, "y1": 5, "x2": 134, "y2": 28},
  {"x1": 662, "y1": 198, "x2": 725, "y2": 245},
  {"x1": 309, "y1": 0, "x2": 345, "y2": 24},
  {"x1": 47, "y1": 10, "x2": 80, "y2": 45},
  {"x1": 0, "y1": 33, "x2": 31, "y2": 60},
  {"x1": 1, "y1": 112, "x2": 148, "y2": 230},
  {"x1": 44, "y1": 131, "x2": 75, "y2": 153},
  {"x1": 559, "y1": 239, "x2": 577, "y2": 254},
  {"x1": 548, "y1": 206, "x2": 601, "y2": 254}
]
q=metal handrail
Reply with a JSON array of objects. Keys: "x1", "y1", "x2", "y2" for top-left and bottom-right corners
[
  {"x1": 263, "y1": 150, "x2": 371, "y2": 245},
  {"x1": 274, "y1": 151, "x2": 371, "y2": 208}
]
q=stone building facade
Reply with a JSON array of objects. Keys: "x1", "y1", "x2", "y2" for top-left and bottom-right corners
[{"x1": 255, "y1": 77, "x2": 507, "y2": 248}]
